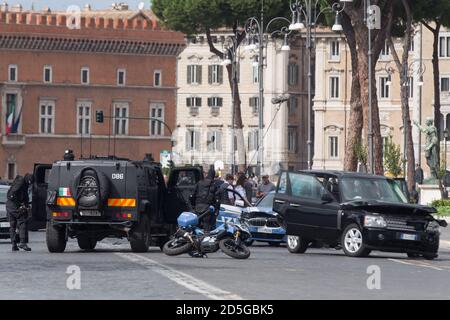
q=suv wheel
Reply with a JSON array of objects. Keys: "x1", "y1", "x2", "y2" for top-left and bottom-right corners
[
  {"x1": 342, "y1": 224, "x2": 370, "y2": 257},
  {"x1": 46, "y1": 221, "x2": 67, "y2": 253},
  {"x1": 130, "y1": 214, "x2": 151, "y2": 253},
  {"x1": 286, "y1": 235, "x2": 309, "y2": 254}
]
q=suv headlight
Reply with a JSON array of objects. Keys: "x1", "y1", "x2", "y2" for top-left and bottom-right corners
[
  {"x1": 364, "y1": 215, "x2": 387, "y2": 228},
  {"x1": 426, "y1": 221, "x2": 440, "y2": 233}
]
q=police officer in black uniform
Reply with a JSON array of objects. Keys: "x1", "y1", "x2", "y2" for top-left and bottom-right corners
[
  {"x1": 192, "y1": 167, "x2": 218, "y2": 231},
  {"x1": 7, "y1": 173, "x2": 34, "y2": 251}
]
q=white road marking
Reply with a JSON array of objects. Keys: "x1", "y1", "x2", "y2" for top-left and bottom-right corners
[
  {"x1": 388, "y1": 259, "x2": 444, "y2": 271},
  {"x1": 99, "y1": 243, "x2": 243, "y2": 300}
]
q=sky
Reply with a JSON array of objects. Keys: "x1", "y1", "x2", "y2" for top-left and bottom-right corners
[{"x1": 5, "y1": 0, "x2": 150, "y2": 11}]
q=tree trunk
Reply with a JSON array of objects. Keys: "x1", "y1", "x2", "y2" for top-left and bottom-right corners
[{"x1": 342, "y1": 13, "x2": 363, "y2": 171}]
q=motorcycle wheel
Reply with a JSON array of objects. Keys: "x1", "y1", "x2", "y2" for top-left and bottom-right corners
[
  {"x1": 219, "y1": 238, "x2": 251, "y2": 259},
  {"x1": 162, "y1": 238, "x2": 193, "y2": 256}
]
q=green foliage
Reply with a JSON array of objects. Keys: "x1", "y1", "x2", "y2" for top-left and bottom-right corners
[
  {"x1": 412, "y1": 0, "x2": 450, "y2": 28},
  {"x1": 354, "y1": 142, "x2": 368, "y2": 166},
  {"x1": 383, "y1": 136, "x2": 403, "y2": 178},
  {"x1": 152, "y1": 0, "x2": 290, "y2": 35},
  {"x1": 431, "y1": 199, "x2": 450, "y2": 208}
]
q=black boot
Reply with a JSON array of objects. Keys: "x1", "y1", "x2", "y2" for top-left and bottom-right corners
[
  {"x1": 12, "y1": 243, "x2": 19, "y2": 251},
  {"x1": 18, "y1": 243, "x2": 31, "y2": 252}
]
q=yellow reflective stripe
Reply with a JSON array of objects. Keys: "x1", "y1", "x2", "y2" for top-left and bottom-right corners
[
  {"x1": 56, "y1": 197, "x2": 76, "y2": 207},
  {"x1": 107, "y1": 198, "x2": 136, "y2": 207}
]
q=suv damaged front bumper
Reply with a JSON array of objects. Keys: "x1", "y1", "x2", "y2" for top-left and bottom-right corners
[{"x1": 362, "y1": 227, "x2": 440, "y2": 255}]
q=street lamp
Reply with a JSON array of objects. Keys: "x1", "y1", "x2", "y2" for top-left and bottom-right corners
[
  {"x1": 244, "y1": 6, "x2": 292, "y2": 176},
  {"x1": 289, "y1": 0, "x2": 350, "y2": 170},
  {"x1": 384, "y1": 61, "x2": 426, "y2": 176}
]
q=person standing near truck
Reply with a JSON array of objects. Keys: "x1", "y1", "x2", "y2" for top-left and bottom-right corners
[{"x1": 6, "y1": 173, "x2": 34, "y2": 252}]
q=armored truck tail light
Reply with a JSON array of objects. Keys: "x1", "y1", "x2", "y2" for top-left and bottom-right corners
[
  {"x1": 52, "y1": 212, "x2": 70, "y2": 218},
  {"x1": 116, "y1": 213, "x2": 132, "y2": 219}
]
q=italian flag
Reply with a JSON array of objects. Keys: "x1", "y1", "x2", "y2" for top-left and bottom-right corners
[
  {"x1": 58, "y1": 187, "x2": 72, "y2": 197},
  {"x1": 5, "y1": 106, "x2": 14, "y2": 136}
]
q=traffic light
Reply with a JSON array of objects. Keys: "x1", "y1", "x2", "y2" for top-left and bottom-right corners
[{"x1": 96, "y1": 110, "x2": 104, "y2": 123}]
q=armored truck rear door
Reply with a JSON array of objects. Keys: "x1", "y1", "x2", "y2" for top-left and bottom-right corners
[
  {"x1": 164, "y1": 167, "x2": 203, "y2": 223},
  {"x1": 30, "y1": 163, "x2": 52, "y2": 230}
]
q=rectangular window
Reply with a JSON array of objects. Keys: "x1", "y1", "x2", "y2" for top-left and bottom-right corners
[
  {"x1": 150, "y1": 103, "x2": 164, "y2": 136},
  {"x1": 380, "y1": 77, "x2": 390, "y2": 98},
  {"x1": 8, "y1": 65, "x2": 17, "y2": 82},
  {"x1": 249, "y1": 97, "x2": 260, "y2": 115},
  {"x1": 288, "y1": 127, "x2": 297, "y2": 152},
  {"x1": 117, "y1": 69, "x2": 126, "y2": 86},
  {"x1": 186, "y1": 97, "x2": 202, "y2": 108},
  {"x1": 288, "y1": 63, "x2": 299, "y2": 86},
  {"x1": 7, "y1": 163, "x2": 15, "y2": 181},
  {"x1": 409, "y1": 37, "x2": 414, "y2": 52},
  {"x1": 329, "y1": 136, "x2": 339, "y2": 159},
  {"x1": 440, "y1": 36, "x2": 446, "y2": 57},
  {"x1": 288, "y1": 96, "x2": 297, "y2": 116},
  {"x1": 330, "y1": 40, "x2": 340, "y2": 60},
  {"x1": 113, "y1": 103, "x2": 128, "y2": 135},
  {"x1": 186, "y1": 129, "x2": 200, "y2": 151},
  {"x1": 441, "y1": 77, "x2": 450, "y2": 92},
  {"x1": 207, "y1": 97, "x2": 223, "y2": 108},
  {"x1": 39, "y1": 100, "x2": 55, "y2": 134},
  {"x1": 409, "y1": 77, "x2": 414, "y2": 98},
  {"x1": 252, "y1": 65, "x2": 259, "y2": 84},
  {"x1": 380, "y1": 42, "x2": 390, "y2": 58},
  {"x1": 81, "y1": 67, "x2": 89, "y2": 84},
  {"x1": 43, "y1": 65, "x2": 52, "y2": 83},
  {"x1": 330, "y1": 76, "x2": 340, "y2": 99},
  {"x1": 248, "y1": 129, "x2": 259, "y2": 151},
  {"x1": 154, "y1": 70, "x2": 162, "y2": 87},
  {"x1": 208, "y1": 65, "x2": 223, "y2": 84},
  {"x1": 207, "y1": 130, "x2": 222, "y2": 152},
  {"x1": 187, "y1": 65, "x2": 202, "y2": 85},
  {"x1": 77, "y1": 102, "x2": 91, "y2": 135}
]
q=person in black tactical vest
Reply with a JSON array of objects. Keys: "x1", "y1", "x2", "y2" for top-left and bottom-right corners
[
  {"x1": 191, "y1": 167, "x2": 218, "y2": 231},
  {"x1": 7, "y1": 173, "x2": 34, "y2": 251}
]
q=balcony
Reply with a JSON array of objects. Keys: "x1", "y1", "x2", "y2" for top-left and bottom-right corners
[{"x1": 2, "y1": 134, "x2": 25, "y2": 147}]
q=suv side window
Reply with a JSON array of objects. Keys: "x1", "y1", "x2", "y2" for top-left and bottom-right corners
[
  {"x1": 277, "y1": 172, "x2": 288, "y2": 194},
  {"x1": 289, "y1": 173, "x2": 322, "y2": 200}
]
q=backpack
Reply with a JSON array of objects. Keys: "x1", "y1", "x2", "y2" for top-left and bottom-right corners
[{"x1": 7, "y1": 175, "x2": 25, "y2": 202}]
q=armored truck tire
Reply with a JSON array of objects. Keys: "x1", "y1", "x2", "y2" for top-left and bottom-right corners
[
  {"x1": 163, "y1": 238, "x2": 193, "y2": 256},
  {"x1": 130, "y1": 214, "x2": 151, "y2": 253},
  {"x1": 77, "y1": 235, "x2": 97, "y2": 251},
  {"x1": 46, "y1": 222, "x2": 67, "y2": 253}
]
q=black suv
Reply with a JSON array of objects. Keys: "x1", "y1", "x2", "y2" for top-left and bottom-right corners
[
  {"x1": 273, "y1": 170, "x2": 447, "y2": 259},
  {"x1": 37, "y1": 156, "x2": 203, "y2": 253}
]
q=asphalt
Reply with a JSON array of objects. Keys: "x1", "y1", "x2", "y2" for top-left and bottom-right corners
[{"x1": 0, "y1": 228, "x2": 450, "y2": 300}]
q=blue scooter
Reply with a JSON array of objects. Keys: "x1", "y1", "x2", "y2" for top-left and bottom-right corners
[{"x1": 163, "y1": 206, "x2": 252, "y2": 259}]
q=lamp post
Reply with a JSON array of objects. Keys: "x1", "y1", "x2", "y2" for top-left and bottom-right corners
[
  {"x1": 288, "y1": 0, "x2": 351, "y2": 170},
  {"x1": 385, "y1": 61, "x2": 426, "y2": 175},
  {"x1": 244, "y1": 4, "x2": 292, "y2": 176}
]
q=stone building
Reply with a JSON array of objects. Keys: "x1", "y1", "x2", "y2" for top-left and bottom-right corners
[
  {"x1": 0, "y1": 3, "x2": 185, "y2": 180},
  {"x1": 173, "y1": 32, "x2": 310, "y2": 175}
]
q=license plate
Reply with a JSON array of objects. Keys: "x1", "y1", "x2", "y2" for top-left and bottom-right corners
[
  {"x1": 400, "y1": 233, "x2": 418, "y2": 241},
  {"x1": 0, "y1": 222, "x2": 10, "y2": 228},
  {"x1": 257, "y1": 227, "x2": 273, "y2": 234},
  {"x1": 79, "y1": 210, "x2": 101, "y2": 217}
]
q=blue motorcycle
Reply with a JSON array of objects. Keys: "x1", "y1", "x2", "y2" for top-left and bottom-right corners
[{"x1": 163, "y1": 206, "x2": 252, "y2": 259}]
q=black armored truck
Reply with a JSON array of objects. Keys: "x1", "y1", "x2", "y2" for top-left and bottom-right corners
[{"x1": 42, "y1": 154, "x2": 203, "y2": 253}]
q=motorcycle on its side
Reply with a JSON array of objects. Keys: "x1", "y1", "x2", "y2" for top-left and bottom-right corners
[{"x1": 163, "y1": 206, "x2": 252, "y2": 259}]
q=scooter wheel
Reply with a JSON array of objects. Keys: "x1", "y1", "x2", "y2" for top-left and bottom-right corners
[{"x1": 219, "y1": 238, "x2": 251, "y2": 259}]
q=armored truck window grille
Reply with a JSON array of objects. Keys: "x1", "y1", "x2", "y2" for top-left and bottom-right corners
[
  {"x1": 288, "y1": 63, "x2": 299, "y2": 86},
  {"x1": 77, "y1": 102, "x2": 91, "y2": 135},
  {"x1": 39, "y1": 100, "x2": 55, "y2": 134},
  {"x1": 329, "y1": 76, "x2": 339, "y2": 99},
  {"x1": 187, "y1": 65, "x2": 202, "y2": 85},
  {"x1": 113, "y1": 104, "x2": 128, "y2": 135},
  {"x1": 329, "y1": 136, "x2": 339, "y2": 159},
  {"x1": 150, "y1": 103, "x2": 164, "y2": 136},
  {"x1": 439, "y1": 36, "x2": 450, "y2": 57},
  {"x1": 81, "y1": 67, "x2": 89, "y2": 85},
  {"x1": 208, "y1": 65, "x2": 223, "y2": 84},
  {"x1": 380, "y1": 77, "x2": 390, "y2": 98},
  {"x1": 186, "y1": 129, "x2": 200, "y2": 151},
  {"x1": 288, "y1": 127, "x2": 298, "y2": 152},
  {"x1": 154, "y1": 70, "x2": 162, "y2": 87},
  {"x1": 441, "y1": 77, "x2": 450, "y2": 92},
  {"x1": 8, "y1": 65, "x2": 17, "y2": 82},
  {"x1": 207, "y1": 130, "x2": 222, "y2": 152},
  {"x1": 43, "y1": 65, "x2": 52, "y2": 83},
  {"x1": 248, "y1": 129, "x2": 259, "y2": 151},
  {"x1": 330, "y1": 40, "x2": 340, "y2": 60},
  {"x1": 117, "y1": 69, "x2": 126, "y2": 86}
]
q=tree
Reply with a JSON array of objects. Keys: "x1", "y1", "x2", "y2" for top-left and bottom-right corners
[
  {"x1": 152, "y1": 0, "x2": 290, "y2": 171},
  {"x1": 383, "y1": 135, "x2": 403, "y2": 178},
  {"x1": 386, "y1": 0, "x2": 415, "y2": 192},
  {"x1": 413, "y1": 0, "x2": 450, "y2": 165}
]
